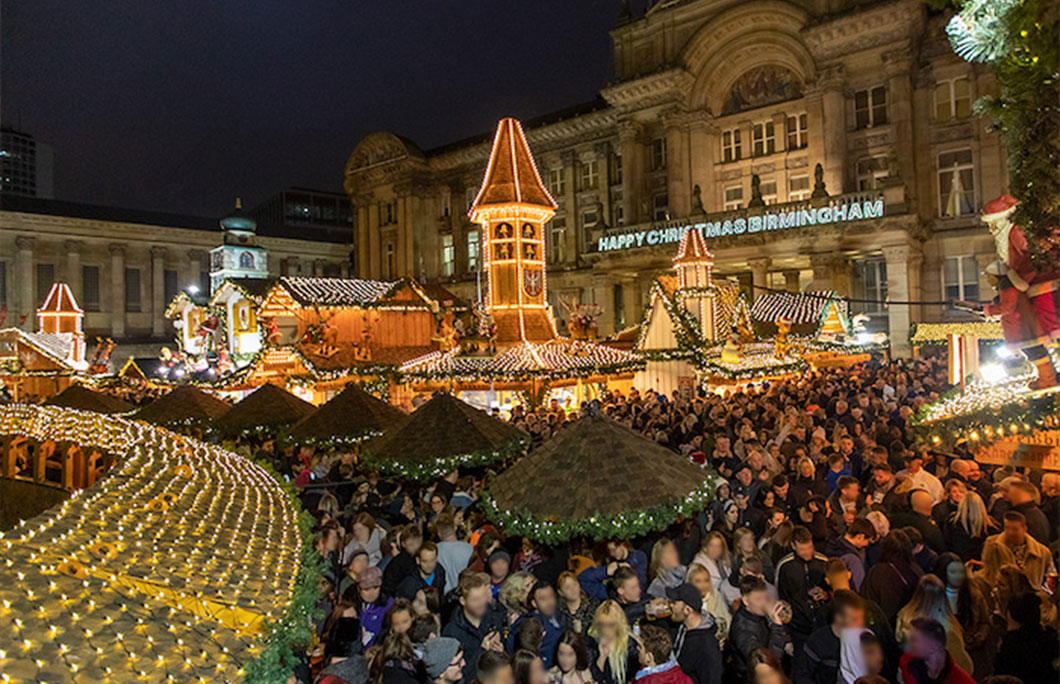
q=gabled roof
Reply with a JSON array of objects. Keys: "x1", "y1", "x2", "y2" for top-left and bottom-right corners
[
  {"x1": 134, "y1": 386, "x2": 231, "y2": 425},
  {"x1": 287, "y1": 383, "x2": 408, "y2": 444},
  {"x1": 38, "y1": 282, "x2": 83, "y2": 314},
  {"x1": 470, "y1": 118, "x2": 556, "y2": 214},
  {"x1": 44, "y1": 384, "x2": 134, "y2": 414},
  {"x1": 212, "y1": 383, "x2": 315, "y2": 435},
  {"x1": 673, "y1": 226, "x2": 714, "y2": 266},
  {"x1": 277, "y1": 276, "x2": 400, "y2": 307},
  {"x1": 750, "y1": 291, "x2": 846, "y2": 326},
  {"x1": 0, "y1": 329, "x2": 83, "y2": 370}
]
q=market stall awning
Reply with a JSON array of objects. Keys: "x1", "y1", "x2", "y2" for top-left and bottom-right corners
[
  {"x1": 43, "y1": 384, "x2": 135, "y2": 414},
  {"x1": 212, "y1": 383, "x2": 315, "y2": 436},
  {"x1": 133, "y1": 385, "x2": 231, "y2": 426},
  {"x1": 484, "y1": 412, "x2": 716, "y2": 543},
  {"x1": 363, "y1": 392, "x2": 527, "y2": 481},
  {"x1": 286, "y1": 383, "x2": 408, "y2": 446}
]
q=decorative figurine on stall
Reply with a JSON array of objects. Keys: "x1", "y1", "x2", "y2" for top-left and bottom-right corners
[
  {"x1": 196, "y1": 314, "x2": 220, "y2": 352},
  {"x1": 217, "y1": 346, "x2": 234, "y2": 375},
  {"x1": 478, "y1": 308, "x2": 497, "y2": 355},
  {"x1": 774, "y1": 317, "x2": 792, "y2": 359},
  {"x1": 264, "y1": 317, "x2": 282, "y2": 345},
  {"x1": 721, "y1": 328, "x2": 745, "y2": 365}
]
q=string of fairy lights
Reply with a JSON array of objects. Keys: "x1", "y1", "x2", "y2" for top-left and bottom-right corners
[{"x1": 0, "y1": 405, "x2": 304, "y2": 683}]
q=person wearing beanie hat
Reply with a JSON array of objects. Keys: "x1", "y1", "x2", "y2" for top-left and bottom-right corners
[
  {"x1": 357, "y1": 566, "x2": 393, "y2": 648},
  {"x1": 488, "y1": 550, "x2": 511, "y2": 597},
  {"x1": 421, "y1": 637, "x2": 465, "y2": 684}
]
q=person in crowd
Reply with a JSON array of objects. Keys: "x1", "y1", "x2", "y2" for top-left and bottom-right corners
[
  {"x1": 747, "y1": 648, "x2": 790, "y2": 684},
  {"x1": 412, "y1": 586, "x2": 440, "y2": 619},
  {"x1": 934, "y1": 553, "x2": 998, "y2": 677},
  {"x1": 556, "y1": 571, "x2": 599, "y2": 634},
  {"x1": 728, "y1": 576, "x2": 790, "y2": 683},
  {"x1": 1039, "y1": 472, "x2": 1060, "y2": 541},
  {"x1": 632, "y1": 625, "x2": 694, "y2": 684},
  {"x1": 647, "y1": 538, "x2": 687, "y2": 599},
  {"x1": 422, "y1": 637, "x2": 466, "y2": 684},
  {"x1": 731, "y1": 528, "x2": 774, "y2": 597},
  {"x1": 358, "y1": 566, "x2": 395, "y2": 648},
  {"x1": 548, "y1": 631, "x2": 593, "y2": 684},
  {"x1": 931, "y1": 480, "x2": 967, "y2": 529},
  {"x1": 488, "y1": 550, "x2": 512, "y2": 597},
  {"x1": 509, "y1": 581, "x2": 569, "y2": 668},
  {"x1": 385, "y1": 599, "x2": 416, "y2": 638},
  {"x1": 685, "y1": 563, "x2": 730, "y2": 641},
  {"x1": 821, "y1": 559, "x2": 895, "y2": 678},
  {"x1": 384, "y1": 526, "x2": 424, "y2": 596},
  {"x1": 774, "y1": 526, "x2": 828, "y2": 647},
  {"x1": 319, "y1": 620, "x2": 368, "y2": 684},
  {"x1": 398, "y1": 542, "x2": 448, "y2": 601},
  {"x1": 895, "y1": 575, "x2": 974, "y2": 675},
  {"x1": 861, "y1": 530, "x2": 922, "y2": 623},
  {"x1": 897, "y1": 453, "x2": 944, "y2": 504},
  {"x1": 898, "y1": 618, "x2": 976, "y2": 684},
  {"x1": 983, "y1": 510, "x2": 1056, "y2": 588},
  {"x1": 371, "y1": 632, "x2": 424, "y2": 684},
  {"x1": 691, "y1": 532, "x2": 733, "y2": 593},
  {"x1": 994, "y1": 591, "x2": 1060, "y2": 683},
  {"x1": 791, "y1": 589, "x2": 865, "y2": 684},
  {"x1": 822, "y1": 518, "x2": 876, "y2": 592},
  {"x1": 587, "y1": 600, "x2": 639, "y2": 684},
  {"x1": 865, "y1": 463, "x2": 898, "y2": 509},
  {"x1": 479, "y1": 651, "x2": 515, "y2": 684},
  {"x1": 442, "y1": 571, "x2": 505, "y2": 683},
  {"x1": 499, "y1": 571, "x2": 537, "y2": 626},
  {"x1": 1004, "y1": 480, "x2": 1050, "y2": 544},
  {"x1": 513, "y1": 649, "x2": 550, "y2": 684},
  {"x1": 435, "y1": 512, "x2": 474, "y2": 595},
  {"x1": 665, "y1": 582, "x2": 723, "y2": 684},
  {"x1": 348, "y1": 512, "x2": 386, "y2": 566},
  {"x1": 340, "y1": 547, "x2": 371, "y2": 597},
  {"x1": 892, "y1": 490, "x2": 946, "y2": 554},
  {"x1": 943, "y1": 491, "x2": 996, "y2": 562}
]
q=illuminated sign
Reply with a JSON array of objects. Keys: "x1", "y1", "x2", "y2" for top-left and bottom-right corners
[{"x1": 596, "y1": 196, "x2": 885, "y2": 253}]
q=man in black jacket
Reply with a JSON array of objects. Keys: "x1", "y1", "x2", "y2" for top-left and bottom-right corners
[
  {"x1": 727, "y1": 576, "x2": 789, "y2": 684},
  {"x1": 791, "y1": 590, "x2": 865, "y2": 684},
  {"x1": 890, "y1": 490, "x2": 945, "y2": 554},
  {"x1": 774, "y1": 526, "x2": 829, "y2": 647},
  {"x1": 666, "y1": 583, "x2": 722, "y2": 684},
  {"x1": 396, "y1": 541, "x2": 447, "y2": 601},
  {"x1": 441, "y1": 571, "x2": 505, "y2": 683}
]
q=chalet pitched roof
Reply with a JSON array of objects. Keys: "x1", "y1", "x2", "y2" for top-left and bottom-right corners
[
  {"x1": 470, "y1": 118, "x2": 556, "y2": 212},
  {"x1": 212, "y1": 383, "x2": 315, "y2": 435},
  {"x1": 277, "y1": 276, "x2": 400, "y2": 307},
  {"x1": 38, "y1": 282, "x2": 83, "y2": 314},
  {"x1": 400, "y1": 340, "x2": 643, "y2": 382},
  {"x1": 750, "y1": 291, "x2": 846, "y2": 326},
  {"x1": 287, "y1": 383, "x2": 407, "y2": 444},
  {"x1": 673, "y1": 226, "x2": 713, "y2": 265},
  {"x1": 134, "y1": 386, "x2": 231, "y2": 425},
  {"x1": 44, "y1": 385, "x2": 134, "y2": 414}
]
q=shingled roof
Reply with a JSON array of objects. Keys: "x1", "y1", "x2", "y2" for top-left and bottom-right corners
[
  {"x1": 286, "y1": 383, "x2": 408, "y2": 445},
  {"x1": 212, "y1": 383, "x2": 316, "y2": 436},
  {"x1": 134, "y1": 385, "x2": 231, "y2": 425},
  {"x1": 470, "y1": 118, "x2": 556, "y2": 213},
  {"x1": 363, "y1": 393, "x2": 527, "y2": 481},
  {"x1": 277, "y1": 276, "x2": 400, "y2": 307},
  {"x1": 44, "y1": 384, "x2": 135, "y2": 414},
  {"x1": 484, "y1": 413, "x2": 713, "y2": 542}
]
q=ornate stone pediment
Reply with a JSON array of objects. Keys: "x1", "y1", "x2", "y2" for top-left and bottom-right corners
[
  {"x1": 601, "y1": 67, "x2": 695, "y2": 111},
  {"x1": 802, "y1": 0, "x2": 924, "y2": 62}
]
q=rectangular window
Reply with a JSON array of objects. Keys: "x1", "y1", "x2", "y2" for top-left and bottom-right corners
[
  {"x1": 82, "y1": 265, "x2": 101, "y2": 311},
  {"x1": 441, "y1": 234, "x2": 455, "y2": 277},
  {"x1": 163, "y1": 268, "x2": 178, "y2": 306},
  {"x1": 36, "y1": 263, "x2": 55, "y2": 306},
  {"x1": 613, "y1": 203, "x2": 625, "y2": 226},
  {"x1": 581, "y1": 208, "x2": 598, "y2": 228},
  {"x1": 938, "y1": 149, "x2": 976, "y2": 217},
  {"x1": 466, "y1": 230, "x2": 480, "y2": 272},
  {"x1": 759, "y1": 179, "x2": 777, "y2": 205},
  {"x1": 788, "y1": 175, "x2": 810, "y2": 201},
  {"x1": 384, "y1": 242, "x2": 396, "y2": 279},
  {"x1": 856, "y1": 156, "x2": 889, "y2": 191},
  {"x1": 855, "y1": 259, "x2": 888, "y2": 314},
  {"x1": 935, "y1": 77, "x2": 971, "y2": 122},
  {"x1": 580, "y1": 160, "x2": 598, "y2": 190},
  {"x1": 613, "y1": 283, "x2": 625, "y2": 329},
  {"x1": 943, "y1": 255, "x2": 980, "y2": 308},
  {"x1": 548, "y1": 168, "x2": 566, "y2": 197},
  {"x1": 722, "y1": 129, "x2": 742, "y2": 163},
  {"x1": 651, "y1": 137, "x2": 667, "y2": 171},
  {"x1": 786, "y1": 113, "x2": 808, "y2": 150},
  {"x1": 612, "y1": 153, "x2": 623, "y2": 184},
  {"x1": 652, "y1": 193, "x2": 669, "y2": 221},
  {"x1": 752, "y1": 121, "x2": 776, "y2": 156},
  {"x1": 548, "y1": 217, "x2": 567, "y2": 264},
  {"x1": 124, "y1": 267, "x2": 141, "y2": 312},
  {"x1": 200, "y1": 271, "x2": 210, "y2": 294},
  {"x1": 854, "y1": 86, "x2": 888, "y2": 129},
  {"x1": 378, "y1": 200, "x2": 397, "y2": 226},
  {"x1": 724, "y1": 185, "x2": 743, "y2": 211}
]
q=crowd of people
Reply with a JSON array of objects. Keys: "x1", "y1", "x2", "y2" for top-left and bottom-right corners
[{"x1": 238, "y1": 357, "x2": 1059, "y2": 684}]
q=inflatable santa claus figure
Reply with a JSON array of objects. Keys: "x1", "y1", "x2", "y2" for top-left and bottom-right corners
[{"x1": 979, "y1": 194, "x2": 1060, "y2": 390}]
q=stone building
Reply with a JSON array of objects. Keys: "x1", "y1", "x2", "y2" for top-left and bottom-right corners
[
  {"x1": 0, "y1": 195, "x2": 352, "y2": 346},
  {"x1": 344, "y1": 0, "x2": 1005, "y2": 356}
]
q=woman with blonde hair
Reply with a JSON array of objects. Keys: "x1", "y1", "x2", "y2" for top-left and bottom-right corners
[
  {"x1": 943, "y1": 491, "x2": 997, "y2": 562},
  {"x1": 499, "y1": 571, "x2": 536, "y2": 625},
  {"x1": 685, "y1": 563, "x2": 731, "y2": 642},
  {"x1": 692, "y1": 531, "x2": 733, "y2": 591},
  {"x1": 974, "y1": 536, "x2": 1017, "y2": 590},
  {"x1": 586, "y1": 600, "x2": 637, "y2": 684},
  {"x1": 895, "y1": 574, "x2": 974, "y2": 675},
  {"x1": 646, "y1": 538, "x2": 686, "y2": 599}
]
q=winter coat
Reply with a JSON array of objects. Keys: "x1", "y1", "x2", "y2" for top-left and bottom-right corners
[
  {"x1": 633, "y1": 661, "x2": 694, "y2": 684},
  {"x1": 441, "y1": 604, "x2": 506, "y2": 683},
  {"x1": 1010, "y1": 501, "x2": 1051, "y2": 547},
  {"x1": 822, "y1": 537, "x2": 867, "y2": 592},
  {"x1": 791, "y1": 625, "x2": 840, "y2": 684},
  {"x1": 774, "y1": 552, "x2": 829, "y2": 639},
  {"x1": 983, "y1": 532, "x2": 1056, "y2": 588},
  {"x1": 647, "y1": 565, "x2": 688, "y2": 599},
  {"x1": 995, "y1": 625, "x2": 1060, "y2": 684},
  {"x1": 508, "y1": 610, "x2": 569, "y2": 669},
  {"x1": 890, "y1": 510, "x2": 946, "y2": 554},
  {"x1": 898, "y1": 654, "x2": 975, "y2": 684},
  {"x1": 726, "y1": 606, "x2": 789, "y2": 682},
  {"x1": 395, "y1": 565, "x2": 447, "y2": 601},
  {"x1": 672, "y1": 619, "x2": 723, "y2": 684},
  {"x1": 942, "y1": 518, "x2": 990, "y2": 563},
  {"x1": 359, "y1": 597, "x2": 393, "y2": 648},
  {"x1": 862, "y1": 560, "x2": 921, "y2": 624}
]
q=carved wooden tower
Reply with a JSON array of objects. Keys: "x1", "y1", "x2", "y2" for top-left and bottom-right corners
[
  {"x1": 469, "y1": 118, "x2": 559, "y2": 344},
  {"x1": 673, "y1": 227, "x2": 717, "y2": 342}
]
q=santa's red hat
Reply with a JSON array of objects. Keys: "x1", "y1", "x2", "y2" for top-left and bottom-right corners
[{"x1": 981, "y1": 195, "x2": 1019, "y2": 222}]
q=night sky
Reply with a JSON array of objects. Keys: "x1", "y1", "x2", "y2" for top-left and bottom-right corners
[{"x1": 2, "y1": 1, "x2": 620, "y2": 218}]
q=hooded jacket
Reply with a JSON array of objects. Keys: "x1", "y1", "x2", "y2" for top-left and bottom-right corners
[{"x1": 672, "y1": 618, "x2": 722, "y2": 684}]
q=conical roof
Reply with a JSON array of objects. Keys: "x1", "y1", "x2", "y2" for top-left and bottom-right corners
[
  {"x1": 44, "y1": 384, "x2": 134, "y2": 414},
  {"x1": 286, "y1": 383, "x2": 407, "y2": 445},
  {"x1": 212, "y1": 383, "x2": 315, "y2": 436},
  {"x1": 470, "y1": 118, "x2": 556, "y2": 215},
  {"x1": 363, "y1": 393, "x2": 527, "y2": 481},
  {"x1": 484, "y1": 413, "x2": 714, "y2": 543},
  {"x1": 134, "y1": 386, "x2": 231, "y2": 426},
  {"x1": 673, "y1": 226, "x2": 714, "y2": 266}
]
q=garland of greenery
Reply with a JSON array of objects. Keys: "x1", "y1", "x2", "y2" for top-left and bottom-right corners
[
  {"x1": 944, "y1": 0, "x2": 1059, "y2": 265},
  {"x1": 362, "y1": 436, "x2": 527, "y2": 482},
  {"x1": 480, "y1": 471, "x2": 722, "y2": 544},
  {"x1": 241, "y1": 457, "x2": 325, "y2": 684},
  {"x1": 910, "y1": 383, "x2": 1058, "y2": 445}
]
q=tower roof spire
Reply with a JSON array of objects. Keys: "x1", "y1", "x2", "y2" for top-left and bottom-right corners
[
  {"x1": 673, "y1": 226, "x2": 714, "y2": 267},
  {"x1": 470, "y1": 118, "x2": 556, "y2": 220}
]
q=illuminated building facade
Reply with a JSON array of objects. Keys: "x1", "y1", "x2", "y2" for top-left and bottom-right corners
[{"x1": 345, "y1": 0, "x2": 1007, "y2": 356}]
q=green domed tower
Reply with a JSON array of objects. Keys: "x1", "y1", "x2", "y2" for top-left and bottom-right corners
[{"x1": 209, "y1": 197, "x2": 268, "y2": 294}]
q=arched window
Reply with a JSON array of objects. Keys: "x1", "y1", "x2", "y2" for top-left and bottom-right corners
[
  {"x1": 721, "y1": 66, "x2": 803, "y2": 115},
  {"x1": 239, "y1": 251, "x2": 254, "y2": 269}
]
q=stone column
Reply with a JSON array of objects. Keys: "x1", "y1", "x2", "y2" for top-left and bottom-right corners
[
  {"x1": 617, "y1": 120, "x2": 643, "y2": 224},
  {"x1": 591, "y1": 274, "x2": 615, "y2": 337},
  {"x1": 366, "y1": 203, "x2": 380, "y2": 279},
  {"x1": 883, "y1": 49, "x2": 916, "y2": 200},
  {"x1": 187, "y1": 249, "x2": 207, "y2": 295},
  {"x1": 810, "y1": 252, "x2": 834, "y2": 292},
  {"x1": 785, "y1": 270, "x2": 801, "y2": 293},
  {"x1": 595, "y1": 142, "x2": 612, "y2": 229},
  {"x1": 16, "y1": 236, "x2": 35, "y2": 331},
  {"x1": 663, "y1": 109, "x2": 690, "y2": 217},
  {"x1": 882, "y1": 243, "x2": 923, "y2": 358},
  {"x1": 687, "y1": 110, "x2": 716, "y2": 212},
  {"x1": 109, "y1": 244, "x2": 126, "y2": 339},
  {"x1": 748, "y1": 257, "x2": 772, "y2": 301},
  {"x1": 818, "y1": 66, "x2": 847, "y2": 195},
  {"x1": 561, "y1": 151, "x2": 578, "y2": 263},
  {"x1": 151, "y1": 246, "x2": 166, "y2": 337},
  {"x1": 64, "y1": 240, "x2": 83, "y2": 301}
]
